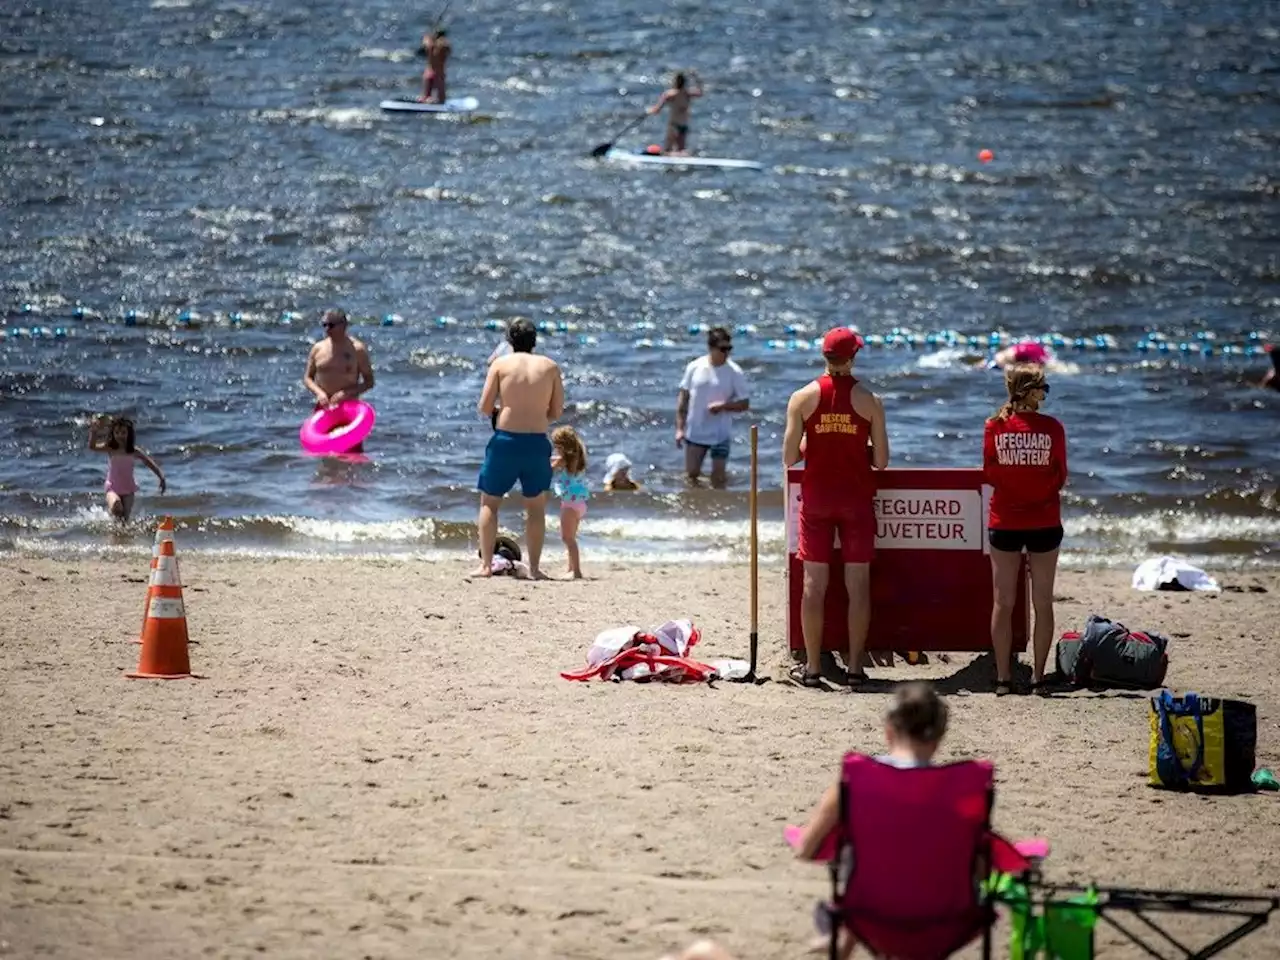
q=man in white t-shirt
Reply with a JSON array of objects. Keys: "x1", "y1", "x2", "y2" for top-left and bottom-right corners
[{"x1": 675, "y1": 326, "x2": 751, "y2": 488}]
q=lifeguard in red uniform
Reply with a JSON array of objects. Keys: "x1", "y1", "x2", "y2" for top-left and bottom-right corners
[{"x1": 782, "y1": 327, "x2": 889, "y2": 689}]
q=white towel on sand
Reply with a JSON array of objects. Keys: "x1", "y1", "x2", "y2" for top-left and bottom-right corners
[{"x1": 1132, "y1": 556, "x2": 1221, "y2": 593}]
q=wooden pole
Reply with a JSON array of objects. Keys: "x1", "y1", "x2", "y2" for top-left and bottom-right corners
[{"x1": 748, "y1": 423, "x2": 759, "y2": 680}]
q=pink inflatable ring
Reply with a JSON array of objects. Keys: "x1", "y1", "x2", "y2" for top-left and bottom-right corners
[{"x1": 299, "y1": 400, "x2": 376, "y2": 455}]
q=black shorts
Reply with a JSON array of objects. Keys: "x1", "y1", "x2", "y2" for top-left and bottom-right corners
[{"x1": 988, "y1": 526, "x2": 1063, "y2": 554}]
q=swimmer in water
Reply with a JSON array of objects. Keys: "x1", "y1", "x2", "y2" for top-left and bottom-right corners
[
  {"x1": 990, "y1": 340, "x2": 1049, "y2": 370},
  {"x1": 87, "y1": 416, "x2": 166, "y2": 523},
  {"x1": 1262, "y1": 344, "x2": 1279, "y2": 392},
  {"x1": 647, "y1": 70, "x2": 703, "y2": 156}
]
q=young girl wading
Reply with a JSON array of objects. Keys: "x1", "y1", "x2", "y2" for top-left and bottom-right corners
[
  {"x1": 550, "y1": 426, "x2": 589, "y2": 579},
  {"x1": 88, "y1": 416, "x2": 166, "y2": 523}
]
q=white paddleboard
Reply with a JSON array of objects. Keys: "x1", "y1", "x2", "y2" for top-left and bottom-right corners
[
  {"x1": 603, "y1": 147, "x2": 764, "y2": 171},
  {"x1": 379, "y1": 97, "x2": 480, "y2": 114}
]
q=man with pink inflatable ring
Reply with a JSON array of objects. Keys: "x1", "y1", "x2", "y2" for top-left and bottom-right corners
[{"x1": 303, "y1": 309, "x2": 376, "y2": 452}]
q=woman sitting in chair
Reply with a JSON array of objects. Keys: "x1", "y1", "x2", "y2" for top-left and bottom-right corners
[{"x1": 660, "y1": 684, "x2": 949, "y2": 960}]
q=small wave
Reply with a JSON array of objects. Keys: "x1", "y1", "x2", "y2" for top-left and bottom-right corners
[{"x1": 251, "y1": 107, "x2": 380, "y2": 129}]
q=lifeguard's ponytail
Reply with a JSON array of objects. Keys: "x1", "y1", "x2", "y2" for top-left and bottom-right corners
[{"x1": 992, "y1": 364, "x2": 1047, "y2": 421}]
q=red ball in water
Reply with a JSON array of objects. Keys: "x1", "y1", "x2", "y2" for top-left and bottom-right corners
[
  {"x1": 645, "y1": 143, "x2": 662, "y2": 156},
  {"x1": 978, "y1": 149, "x2": 994, "y2": 163}
]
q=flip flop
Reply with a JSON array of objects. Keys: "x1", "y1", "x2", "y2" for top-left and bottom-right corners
[
  {"x1": 995, "y1": 681, "x2": 1013, "y2": 697},
  {"x1": 788, "y1": 664, "x2": 824, "y2": 688}
]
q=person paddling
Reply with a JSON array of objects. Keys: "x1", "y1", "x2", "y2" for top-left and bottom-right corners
[
  {"x1": 419, "y1": 28, "x2": 452, "y2": 104},
  {"x1": 648, "y1": 70, "x2": 703, "y2": 156}
]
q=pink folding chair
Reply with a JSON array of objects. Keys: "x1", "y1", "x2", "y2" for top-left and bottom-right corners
[{"x1": 802, "y1": 754, "x2": 1036, "y2": 960}]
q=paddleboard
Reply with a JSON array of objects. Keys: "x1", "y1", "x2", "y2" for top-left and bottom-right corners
[
  {"x1": 379, "y1": 97, "x2": 480, "y2": 114},
  {"x1": 603, "y1": 147, "x2": 764, "y2": 171}
]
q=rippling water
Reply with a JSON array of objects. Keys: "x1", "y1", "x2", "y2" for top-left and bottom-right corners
[{"x1": 1, "y1": 0, "x2": 1277, "y2": 566}]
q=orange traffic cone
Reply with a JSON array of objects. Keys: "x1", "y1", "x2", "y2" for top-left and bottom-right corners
[
  {"x1": 126, "y1": 536, "x2": 196, "y2": 680},
  {"x1": 134, "y1": 518, "x2": 182, "y2": 643}
]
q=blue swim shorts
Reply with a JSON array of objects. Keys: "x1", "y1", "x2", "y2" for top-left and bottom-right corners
[
  {"x1": 687, "y1": 439, "x2": 731, "y2": 460},
  {"x1": 478, "y1": 430, "x2": 553, "y2": 498}
]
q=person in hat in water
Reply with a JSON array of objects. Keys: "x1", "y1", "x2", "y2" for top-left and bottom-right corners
[
  {"x1": 989, "y1": 339, "x2": 1049, "y2": 370},
  {"x1": 648, "y1": 70, "x2": 703, "y2": 156},
  {"x1": 603, "y1": 453, "x2": 641, "y2": 491}
]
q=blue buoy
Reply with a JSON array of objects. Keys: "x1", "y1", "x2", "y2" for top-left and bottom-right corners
[
  {"x1": 381, "y1": 313, "x2": 398, "y2": 327},
  {"x1": 230, "y1": 312, "x2": 243, "y2": 326},
  {"x1": 124, "y1": 310, "x2": 138, "y2": 327},
  {"x1": 178, "y1": 310, "x2": 193, "y2": 324},
  {"x1": 1202, "y1": 344, "x2": 1214, "y2": 356},
  {"x1": 484, "y1": 319, "x2": 502, "y2": 331},
  {"x1": 73, "y1": 305, "x2": 87, "y2": 319},
  {"x1": 1178, "y1": 342, "x2": 1190, "y2": 353},
  {"x1": 54, "y1": 327, "x2": 67, "y2": 339},
  {"x1": 21, "y1": 303, "x2": 34, "y2": 314},
  {"x1": 1136, "y1": 340, "x2": 1150, "y2": 352}
]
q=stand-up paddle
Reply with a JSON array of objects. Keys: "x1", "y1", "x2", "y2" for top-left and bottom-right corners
[
  {"x1": 415, "y1": 0, "x2": 453, "y2": 55},
  {"x1": 591, "y1": 113, "x2": 648, "y2": 158}
]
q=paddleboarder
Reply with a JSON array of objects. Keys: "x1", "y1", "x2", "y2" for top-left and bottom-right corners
[
  {"x1": 419, "y1": 28, "x2": 451, "y2": 104},
  {"x1": 648, "y1": 70, "x2": 702, "y2": 155}
]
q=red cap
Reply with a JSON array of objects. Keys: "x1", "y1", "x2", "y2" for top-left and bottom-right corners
[{"x1": 821, "y1": 327, "x2": 864, "y2": 361}]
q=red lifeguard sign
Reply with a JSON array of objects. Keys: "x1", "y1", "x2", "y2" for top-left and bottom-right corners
[{"x1": 785, "y1": 467, "x2": 1028, "y2": 654}]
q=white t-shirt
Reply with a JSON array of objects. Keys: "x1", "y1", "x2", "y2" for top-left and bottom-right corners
[{"x1": 679, "y1": 355, "x2": 750, "y2": 447}]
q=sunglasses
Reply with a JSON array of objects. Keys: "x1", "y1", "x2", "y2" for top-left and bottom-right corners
[
  {"x1": 713, "y1": 342, "x2": 733, "y2": 353},
  {"x1": 322, "y1": 321, "x2": 345, "y2": 330}
]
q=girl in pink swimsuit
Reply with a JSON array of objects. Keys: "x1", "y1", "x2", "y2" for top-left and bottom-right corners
[{"x1": 87, "y1": 416, "x2": 166, "y2": 522}]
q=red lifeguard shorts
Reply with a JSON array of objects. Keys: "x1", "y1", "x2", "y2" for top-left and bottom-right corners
[{"x1": 797, "y1": 503, "x2": 875, "y2": 564}]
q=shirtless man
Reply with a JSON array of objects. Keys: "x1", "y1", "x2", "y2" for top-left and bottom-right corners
[
  {"x1": 303, "y1": 309, "x2": 375, "y2": 448},
  {"x1": 473, "y1": 318, "x2": 564, "y2": 579},
  {"x1": 648, "y1": 70, "x2": 702, "y2": 155},
  {"x1": 419, "y1": 29, "x2": 451, "y2": 104}
]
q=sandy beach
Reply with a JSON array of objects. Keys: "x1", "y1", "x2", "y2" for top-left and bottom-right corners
[{"x1": 1, "y1": 554, "x2": 1277, "y2": 959}]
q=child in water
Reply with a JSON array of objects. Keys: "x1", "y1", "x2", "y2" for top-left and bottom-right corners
[
  {"x1": 87, "y1": 416, "x2": 166, "y2": 522},
  {"x1": 550, "y1": 426, "x2": 589, "y2": 579},
  {"x1": 603, "y1": 452, "x2": 641, "y2": 491}
]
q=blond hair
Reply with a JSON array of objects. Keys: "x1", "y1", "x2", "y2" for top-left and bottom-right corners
[
  {"x1": 551, "y1": 426, "x2": 587, "y2": 475},
  {"x1": 992, "y1": 363, "x2": 1047, "y2": 421}
]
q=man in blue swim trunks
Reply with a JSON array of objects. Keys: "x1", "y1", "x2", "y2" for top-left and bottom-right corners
[
  {"x1": 473, "y1": 318, "x2": 564, "y2": 579},
  {"x1": 675, "y1": 326, "x2": 750, "y2": 488}
]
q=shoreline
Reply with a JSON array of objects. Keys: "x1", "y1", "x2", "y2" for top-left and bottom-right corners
[{"x1": 2, "y1": 540, "x2": 1277, "y2": 573}]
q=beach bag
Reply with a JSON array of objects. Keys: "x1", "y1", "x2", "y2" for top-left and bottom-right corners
[
  {"x1": 1055, "y1": 615, "x2": 1168, "y2": 690},
  {"x1": 1149, "y1": 692, "x2": 1257, "y2": 793}
]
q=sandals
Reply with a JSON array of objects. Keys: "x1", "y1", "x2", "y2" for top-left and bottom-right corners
[
  {"x1": 843, "y1": 670, "x2": 870, "y2": 690},
  {"x1": 788, "y1": 664, "x2": 824, "y2": 688},
  {"x1": 995, "y1": 681, "x2": 1013, "y2": 697}
]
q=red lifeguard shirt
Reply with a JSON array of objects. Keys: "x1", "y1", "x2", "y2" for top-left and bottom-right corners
[
  {"x1": 801, "y1": 374, "x2": 874, "y2": 514},
  {"x1": 983, "y1": 411, "x2": 1067, "y2": 529}
]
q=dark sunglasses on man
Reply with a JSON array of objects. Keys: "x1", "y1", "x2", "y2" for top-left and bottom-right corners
[{"x1": 713, "y1": 341, "x2": 733, "y2": 354}]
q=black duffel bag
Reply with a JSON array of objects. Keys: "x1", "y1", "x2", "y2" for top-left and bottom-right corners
[{"x1": 1056, "y1": 614, "x2": 1169, "y2": 690}]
